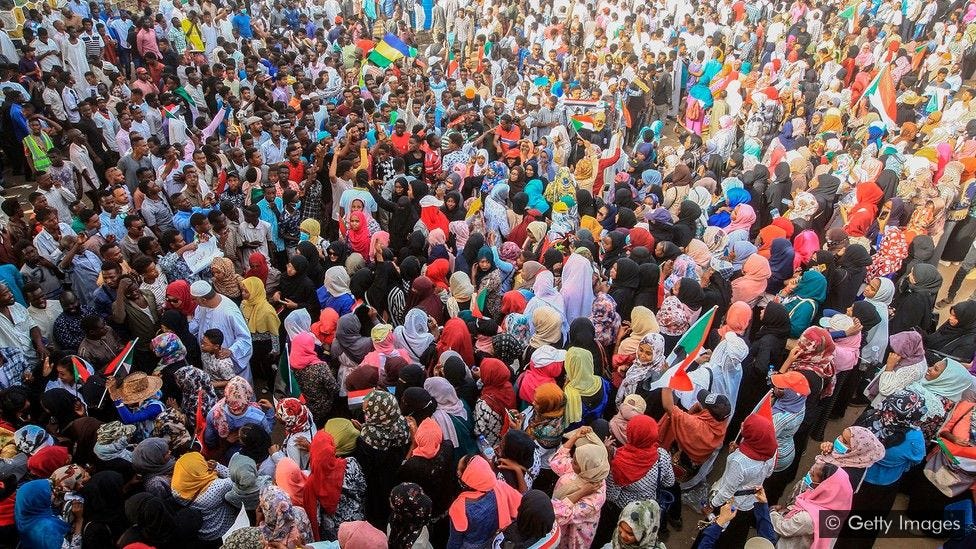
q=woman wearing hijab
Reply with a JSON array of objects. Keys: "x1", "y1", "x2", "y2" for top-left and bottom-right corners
[
  {"x1": 132, "y1": 437, "x2": 175, "y2": 498},
  {"x1": 284, "y1": 333, "x2": 337, "y2": 425},
  {"x1": 474, "y1": 358, "x2": 517, "y2": 447},
  {"x1": 407, "y1": 276, "x2": 446, "y2": 325},
  {"x1": 841, "y1": 390, "x2": 927, "y2": 549},
  {"x1": 608, "y1": 258, "x2": 641, "y2": 322},
  {"x1": 277, "y1": 255, "x2": 321, "y2": 321},
  {"x1": 815, "y1": 426, "x2": 886, "y2": 494},
  {"x1": 867, "y1": 330, "x2": 927, "y2": 410},
  {"x1": 356, "y1": 390, "x2": 411, "y2": 530},
  {"x1": 170, "y1": 452, "x2": 236, "y2": 542},
  {"x1": 595, "y1": 415, "x2": 674, "y2": 547},
  {"x1": 550, "y1": 427, "x2": 611, "y2": 549},
  {"x1": 388, "y1": 482, "x2": 434, "y2": 549},
  {"x1": 164, "y1": 280, "x2": 197, "y2": 321},
  {"x1": 448, "y1": 455, "x2": 522, "y2": 548},
  {"x1": 561, "y1": 253, "x2": 595, "y2": 321},
  {"x1": 705, "y1": 414, "x2": 777, "y2": 546},
  {"x1": 517, "y1": 346, "x2": 566, "y2": 405},
  {"x1": 600, "y1": 232, "x2": 628, "y2": 278},
  {"x1": 658, "y1": 277, "x2": 704, "y2": 354},
  {"x1": 331, "y1": 312, "x2": 374, "y2": 394},
  {"x1": 501, "y1": 489, "x2": 560, "y2": 548},
  {"x1": 672, "y1": 201, "x2": 703, "y2": 247},
  {"x1": 78, "y1": 470, "x2": 127, "y2": 547},
  {"x1": 300, "y1": 430, "x2": 366, "y2": 541},
  {"x1": 241, "y1": 276, "x2": 281, "y2": 394},
  {"x1": 766, "y1": 238, "x2": 795, "y2": 294},
  {"x1": 769, "y1": 464, "x2": 854, "y2": 549},
  {"x1": 17, "y1": 479, "x2": 81, "y2": 549},
  {"x1": 393, "y1": 308, "x2": 436, "y2": 367},
  {"x1": 890, "y1": 263, "x2": 942, "y2": 335},
  {"x1": 160, "y1": 309, "x2": 202, "y2": 370},
  {"x1": 472, "y1": 245, "x2": 505, "y2": 320},
  {"x1": 436, "y1": 318, "x2": 475, "y2": 367},
  {"x1": 569, "y1": 318, "x2": 609, "y2": 382},
  {"x1": 730, "y1": 254, "x2": 771, "y2": 307},
  {"x1": 319, "y1": 266, "x2": 355, "y2": 317},
  {"x1": 563, "y1": 347, "x2": 609, "y2": 428},
  {"x1": 924, "y1": 300, "x2": 976, "y2": 364},
  {"x1": 425, "y1": 376, "x2": 477, "y2": 461},
  {"x1": 824, "y1": 244, "x2": 871, "y2": 311},
  {"x1": 724, "y1": 203, "x2": 757, "y2": 243},
  {"x1": 779, "y1": 270, "x2": 827, "y2": 338}
]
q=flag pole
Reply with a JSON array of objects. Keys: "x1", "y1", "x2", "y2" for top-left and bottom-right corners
[
  {"x1": 96, "y1": 337, "x2": 139, "y2": 409},
  {"x1": 734, "y1": 389, "x2": 774, "y2": 444}
]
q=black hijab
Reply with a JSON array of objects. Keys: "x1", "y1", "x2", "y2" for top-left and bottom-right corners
[
  {"x1": 634, "y1": 263, "x2": 661, "y2": 310},
  {"x1": 443, "y1": 355, "x2": 478, "y2": 409},
  {"x1": 568, "y1": 317, "x2": 606, "y2": 376},
  {"x1": 160, "y1": 309, "x2": 202, "y2": 367},
  {"x1": 502, "y1": 490, "x2": 556, "y2": 549},
  {"x1": 399, "y1": 387, "x2": 437, "y2": 422},
  {"x1": 925, "y1": 300, "x2": 976, "y2": 362},
  {"x1": 756, "y1": 302, "x2": 792, "y2": 339},
  {"x1": 400, "y1": 256, "x2": 422, "y2": 287},
  {"x1": 297, "y1": 241, "x2": 324, "y2": 286},
  {"x1": 601, "y1": 232, "x2": 628, "y2": 274},
  {"x1": 280, "y1": 255, "x2": 319, "y2": 316},
  {"x1": 576, "y1": 189, "x2": 596, "y2": 217},
  {"x1": 616, "y1": 207, "x2": 638, "y2": 229},
  {"x1": 673, "y1": 200, "x2": 702, "y2": 247},
  {"x1": 368, "y1": 262, "x2": 403, "y2": 316},
  {"x1": 655, "y1": 241, "x2": 682, "y2": 262},
  {"x1": 675, "y1": 277, "x2": 704, "y2": 310},
  {"x1": 443, "y1": 191, "x2": 466, "y2": 221}
]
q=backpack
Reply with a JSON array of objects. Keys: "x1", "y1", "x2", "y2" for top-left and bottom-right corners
[{"x1": 686, "y1": 98, "x2": 703, "y2": 121}]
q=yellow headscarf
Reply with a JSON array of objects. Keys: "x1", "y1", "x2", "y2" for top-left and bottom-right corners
[
  {"x1": 563, "y1": 347, "x2": 603, "y2": 424},
  {"x1": 300, "y1": 219, "x2": 322, "y2": 247},
  {"x1": 172, "y1": 452, "x2": 217, "y2": 500},
  {"x1": 241, "y1": 277, "x2": 281, "y2": 334},
  {"x1": 324, "y1": 418, "x2": 360, "y2": 456}
]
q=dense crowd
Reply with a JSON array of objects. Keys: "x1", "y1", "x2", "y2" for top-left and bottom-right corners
[{"x1": 1, "y1": 0, "x2": 976, "y2": 548}]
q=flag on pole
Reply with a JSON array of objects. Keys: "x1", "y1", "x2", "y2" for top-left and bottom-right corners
[
  {"x1": 347, "y1": 387, "x2": 371, "y2": 409},
  {"x1": 194, "y1": 388, "x2": 206, "y2": 448},
  {"x1": 368, "y1": 33, "x2": 417, "y2": 68},
  {"x1": 355, "y1": 39, "x2": 375, "y2": 54},
  {"x1": 865, "y1": 65, "x2": 897, "y2": 129},
  {"x1": 71, "y1": 356, "x2": 93, "y2": 383},
  {"x1": 838, "y1": 3, "x2": 857, "y2": 32},
  {"x1": 447, "y1": 49, "x2": 459, "y2": 78},
  {"x1": 755, "y1": 389, "x2": 774, "y2": 423},
  {"x1": 104, "y1": 339, "x2": 137, "y2": 377},
  {"x1": 279, "y1": 344, "x2": 301, "y2": 398},
  {"x1": 665, "y1": 307, "x2": 717, "y2": 391},
  {"x1": 570, "y1": 114, "x2": 595, "y2": 132}
]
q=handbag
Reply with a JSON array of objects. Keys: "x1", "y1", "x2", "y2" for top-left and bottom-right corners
[
  {"x1": 923, "y1": 441, "x2": 976, "y2": 497},
  {"x1": 655, "y1": 459, "x2": 675, "y2": 513}
]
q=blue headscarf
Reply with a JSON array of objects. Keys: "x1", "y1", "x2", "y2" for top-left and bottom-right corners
[
  {"x1": 524, "y1": 178, "x2": 551, "y2": 214},
  {"x1": 708, "y1": 187, "x2": 752, "y2": 227},
  {"x1": 15, "y1": 480, "x2": 70, "y2": 549},
  {"x1": 481, "y1": 161, "x2": 510, "y2": 194},
  {"x1": 728, "y1": 240, "x2": 758, "y2": 271}
]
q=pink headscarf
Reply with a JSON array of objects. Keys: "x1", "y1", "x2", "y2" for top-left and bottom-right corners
[
  {"x1": 730, "y1": 254, "x2": 771, "y2": 306},
  {"x1": 786, "y1": 468, "x2": 853, "y2": 549},
  {"x1": 792, "y1": 230, "x2": 820, "y2": 270},
  {"x1": 338, "y1": 521, "x2": 388, "y2": 549},
  {"x1": 725, "y1": 204, "x2": 757, "y2": 235}
]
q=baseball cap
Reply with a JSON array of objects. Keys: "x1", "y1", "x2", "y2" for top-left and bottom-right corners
[
  {"x1": 697, "y1": 390, "x2": 731, "y2": 421},
  {"x1": 189, "y1": 280, "x2": 213, "y2": 298},
  {"x1": 770, "y1": 371, "x2": 811, "y2": 396},
  {"x1": 818, "y1": 310, "x2": 854, "y2": 332}
]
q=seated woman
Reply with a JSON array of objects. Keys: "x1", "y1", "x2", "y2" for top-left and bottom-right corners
[{"x1": 203, "y1": 376, "x2": 274, "y2": 461}]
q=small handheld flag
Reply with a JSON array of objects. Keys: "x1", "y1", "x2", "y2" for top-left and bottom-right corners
[
  {"x1": 104, "y1": 339, "x2": 137, "y2": 377},
  {"x1": 755, "y1": 389, "x2": 774, "y2": 423},
  {"x1": 195, "y1": 388, "x2": 206, "y2": 449},
  {"x1": 71, "y1": 356, "x2": 93, "y2": 383}
]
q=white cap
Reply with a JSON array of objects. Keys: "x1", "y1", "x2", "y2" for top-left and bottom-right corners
[
  {"x1": 189, "y1": 280, "x2": 214, "y2": 298},
  {"x1": 819, "y1": 313, "x2": 854, "y2": 332}
]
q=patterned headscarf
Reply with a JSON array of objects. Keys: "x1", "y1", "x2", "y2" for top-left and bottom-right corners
[
  {"x1": 388, "y1": 482, "x2": 433, "y2": 549},
  {"x1": 14, "y1": 425, "x2": 53, "y2": 456},
  {"x1": 258, "y1": 485, "x2": 313, "y2": 547},
  {"x1": 211, "y1": 376, "x2": 257, "y2": 438},
  {"x1": 151, "y1": 332, "x2": 187, "y2": 366},
  {"x1": 50, "y1": 464, "x2": 89, "y2": 497},
  {"x1": 174, "y1": 365, "x2": 218, "y2": 428},
  {"x1": 589, "y1": 292, "x2": 622, "y2": 348},
  {"x1": 613, "y1": 500, "x2": 663, "y2": 549},
  {"x1": 275, "y1": 398, "x2": 312, "y2": 436},
  {"x1": 359, "y1": 390, "x2": 411, "y2": 451},
  {"x1": 859, "y1": 389, "x2": 927, "y2": 447},
  {"x1": 503, "y1": 313, "x2": 531, "y2": 346}
]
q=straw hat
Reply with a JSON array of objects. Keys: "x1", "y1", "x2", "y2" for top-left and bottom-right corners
[{"x1": 111, "y1": 372, "x2": 163, "y2": 405}]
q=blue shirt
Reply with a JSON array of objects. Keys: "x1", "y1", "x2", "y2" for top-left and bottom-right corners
[
  {"x1": 172, "y1": 207, "x2": 214, "y2": 245},
  {"x1": 99, "y1": 212, "x2": 126, "y2": 241},
  {"x1": 232, "y1": 13, "x2": 253, "y2": 39},
  {"x1": 864, "y1": 429, "x2": 926, "y2": 486},
  {"x1": 447, "y1": 491, "x2": 499, "y2": 549},
  {"x1": 257, "y1": 199, "x2": 284, "y2": 252},
  {"x1": 0, "y1": 265, "x2": 25, "y2": 306}
]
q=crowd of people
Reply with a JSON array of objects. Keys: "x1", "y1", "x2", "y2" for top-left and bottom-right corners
[{"x1": 1, "y1": 0, "x2": 976, "y2": 548}]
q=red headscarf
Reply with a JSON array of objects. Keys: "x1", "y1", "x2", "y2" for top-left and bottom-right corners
[
  {"x1": 411, "y1": 417, "x2": 442, "y2": 459},
  {"x1": 27, "y1": 445, "x2": 70, "y2": 477},
  {"x1": 610, "y1": 415, "x2": 660, "y2": 486},
  {"x1": 448, "y1": 455, "x2": 521, "y2": 532},
  {"x1": 478, "y1": 358, "x2": 516, "y2": 434},
  {"x1": 771, "y1": 216, "x2": 794, "y2": 239},
  {"x1": 845, "y1": 182, "x2": 884, "y2": 237},
  {"x1": 501, "y1": 290, "x2": 527, "y2": 315},
  {"x1": 345, "y1": 210, "x2": 372, "y2": 257},
  {"x1": 244, "y1": 252, "x2": 269, "y2": 284},
  {"x1": 437, "y1": 318, "x2": 475, "y2": 365},
  {"x1": 165, "y1": 280, "x2": 197, "y2": 317},
  {"x1": 421, "y1": 204, "x2": 451, "y2": 236},
  {"x1": 426, "y1": 258, "x2": 451, "y2": 291},
  {"x1": 719, "y1": 301, "x2": 752, "y2": 337},
  {"x1": 628, "y1": 227, "x2": 653, "y2": 249},
  {"x1": 303, "y1": 431, "x2": 346, "y2": 539},
  {"x1": 312, "y1": 308, "x2": 339, "y2": 346},
  {"x1": 738, "y1": 415, "x2": 778, "y2": 462}
]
